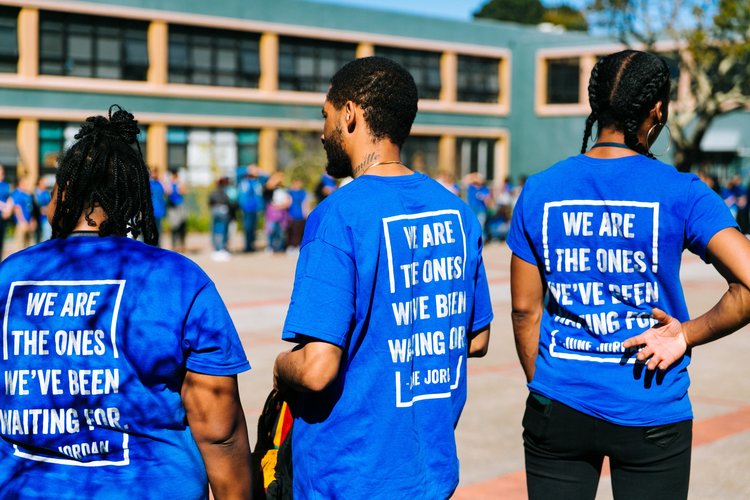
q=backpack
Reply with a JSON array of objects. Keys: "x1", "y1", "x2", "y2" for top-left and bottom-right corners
[{"x1": 252, "y1": 389, "x2": 293, "y2": 500}]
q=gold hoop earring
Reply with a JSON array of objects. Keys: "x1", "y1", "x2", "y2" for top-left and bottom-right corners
[{"x1": 646, "y1": 123, "x2": 672, "y2": 157}]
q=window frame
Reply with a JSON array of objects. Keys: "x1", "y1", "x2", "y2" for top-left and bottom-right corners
[
  {"x1": 168, "y1": 24, "x2": 260, "y2": 88},
  {"x1": 38, "y1": 10, "x2": 149, "y2": 81}
]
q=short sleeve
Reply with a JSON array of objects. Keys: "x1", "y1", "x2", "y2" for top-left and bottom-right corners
[
  {"x1": 183, "y1": 282, "x2": 250, "y2": 376},
  {"x1": 282, "y1": 238, "x2": 356, "y2": 347},
  {"x1": 471, "y1": 245, "x2": 494, "y2": 333},
  {"x1": 685, "y1": 178, "x2": 739, "y2": 262},
  {"x1": 506, "y1": 187, "x2": 537, "y2": 265}
]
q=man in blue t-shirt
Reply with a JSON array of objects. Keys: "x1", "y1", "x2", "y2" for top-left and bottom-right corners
[
  {"x1": 274, "y1": 57, "x2": 493, "y2": 499},
  {"x1": 237, "y1": 164, "x2": 266, "y2": 252},
  {"x1": 149, "y1": 172, "x2": 167, "y2": 246}
]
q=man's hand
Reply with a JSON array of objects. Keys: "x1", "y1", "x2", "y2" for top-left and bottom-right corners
[{"x1": 623, "y1": 307, "x2": 688, "y2": 371}]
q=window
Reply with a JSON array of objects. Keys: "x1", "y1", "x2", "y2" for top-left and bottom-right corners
[
  {"x1": 39, "y1": 11, "x2": 148, "y2": 80},
  {"x1": 0, "y1": 120, "x2": 18, "y2": 182},
  {"x1": 457, "y1": 55, "x2": 500, "y2": 103},
  {"x1": 0, "y1": 7, "x2": 19, "y2": 73},
  {"x1": 375, "y1": 47, "x2": 441, "y2": 100},
  {"x1": 278, "y1": 37, "x2": 356, "y2": 92},
  {"x1": 168, "y1": 127, "x2": 259, "y2": 185},
  {"x1": 457, "y1": 138, "x2": 495, "y2": 181},
  {"x1": 401, "y1": 136, "x2": 439, "y2": 176},
  {"x1": 168, "y1": 25, "x2": 260, "y2": 87},
  {"x1": 658, "y1": 52, "x2": 681, "y2": 101},
  {"x1": 546, "y1": 57, "x2": 580, "y2": 104}
]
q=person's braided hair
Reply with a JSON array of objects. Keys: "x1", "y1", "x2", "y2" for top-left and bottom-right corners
[
  {"x1": 50, "y1": 105, "x2": 158, "y2": 244},
  {"x1": 580, "y1": 50, "x2": 671, "y2": 159}
]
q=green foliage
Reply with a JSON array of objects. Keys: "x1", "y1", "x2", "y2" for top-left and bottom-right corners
[
  {"x1": 475, "y1": 0, "x2": 588, "y2": 31},
  {"x1": 278, "y1": 131, "x2": 327, "y2": 193},
  {"x1": 544, "y1": 4, "x2": 589, "y2": 31},
  {"x1": 588, "y1": 0, "x2": 750, "y2": 170},
  {"x1": 474, "y1": 0, "x2": 545, "y2": 25}
]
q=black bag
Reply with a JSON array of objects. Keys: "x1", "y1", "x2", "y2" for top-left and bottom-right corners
[{"x1": 251, "y1": 389, "x2": 293, "y2": 500}]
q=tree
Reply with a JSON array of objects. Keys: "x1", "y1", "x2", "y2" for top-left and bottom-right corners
[
  {"x1": 589, "y1": 0, "x2": 750, "y2": 171},
  {"x1": 474, "y1": 0, "x2": 588, "y2": 31},
  {"x1": 474, "y1": 0, "x2": 545, "y2": 25},
  {"x1": 544, "y1": 5, "x2": 589, "y2": 31}
]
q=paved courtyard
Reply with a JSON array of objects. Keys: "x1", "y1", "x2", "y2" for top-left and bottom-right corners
[{"x1": 178, "y1": 235, "x2": 750, "y2": 500}]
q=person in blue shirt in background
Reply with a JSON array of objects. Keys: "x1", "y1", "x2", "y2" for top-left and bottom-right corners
[
  {"x1": 34, "y1": 175, "x2": 52, "y2": 242},
  {"x1": 0, "y1": 164, "x2": 11, "y2": 259},
  {"x1": 237, "y1": 163, "x2": 266, "y2": 253},
  {"x1": 285, "y1": 177, "x2": 308, "y2": 251},
  {"x1": 149, "y1": 170, "x2": 167, "y2": 246},
  {"x1": 465, "y1": 172, "x2": 493, "y2": 242},
  {"x1": 11, "y1": 176, "x2": 37, "y2": 252},
  {"x1": 274, "y1": 57, "x2": 492, "y2": 499},
  {"x1": 166, "y1": 168, "x2": 188, "y2": 253}
]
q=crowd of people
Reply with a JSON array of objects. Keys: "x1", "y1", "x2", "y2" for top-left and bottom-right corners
[{"x1": 3, "y1": 52, "x2": 750, "y2": 500}]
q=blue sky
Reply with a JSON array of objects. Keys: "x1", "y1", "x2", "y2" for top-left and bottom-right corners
[{"x1": 304, "y1": 0, "x2": 588, "y2": 22}]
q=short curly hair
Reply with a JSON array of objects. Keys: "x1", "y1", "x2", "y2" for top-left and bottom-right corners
[{"x1": 327, "y1": 56, "x2": 418, "y2": 148}]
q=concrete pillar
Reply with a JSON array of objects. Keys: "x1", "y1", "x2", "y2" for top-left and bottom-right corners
[
  {"x1": 17, "y1": 119, "x2": 39, "y2": 182},
  {"x1": 438, "y1": 135, "x2": 457, "y2": 175},
  {"x1": 356, "y1": 43, "x2": 374, "y2": 59},
  {"x1": 147, "y1": 20, "x2": 168, "y2": 85},
  {"x1": 495, "y1": 137, "x2": 508, "y2": 182},
  {"x1": 17, "y1": 8, "x2": 39, "y2": 78},
  {"x1": 258, "y1": 128, "x2": 277, "y2": 172},
  {"x1": 146, "y1": 123, "x2": 167, "y2": 174},
  {"x1": 440, "y1": 52, "x2": 457, "y2": 103},
  {"x1": 259, "y1": 32, "x2": 278, "y2": 91}
]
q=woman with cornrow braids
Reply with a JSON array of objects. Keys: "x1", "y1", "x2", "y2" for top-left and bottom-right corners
[
  {"x1": 0, "y1": 106, "x2": 252, "y2": 499},
  {"x1": 508, "y1": 50, "x2": 750, "y2": 499}
]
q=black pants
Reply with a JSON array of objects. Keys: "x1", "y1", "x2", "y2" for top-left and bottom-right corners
[{"x1": 523, "y1": 393, "x2": 692, "y2": 500}]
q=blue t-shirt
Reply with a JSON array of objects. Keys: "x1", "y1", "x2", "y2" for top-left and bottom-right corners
[
  {"x1": 238, "y1": 176, "x2": 265, "y2": 213},
  {"x1": 467, "y1": 184, "x2": 490, "y2": 215},
  {"x1": 36, "y1": 188, "x2": 52, "y2": 224},
  {"x1": 288, "y1": 189, "x2": 307, "y2": 221},
  {"x1": 282, "y1": 172, "x2": 493, "y2": 499},
  {"x1": 150, "y1": 180, "x2": 167, "y2": 219},
  {"x1": 0, "y1": 236, "x2": 250, "y2": 499},
  {"x1": 0, "y1": 181, "x2": 10, "y2": 202},
  {"x1": 168, "y1": 182, "x2": 184, "y2": 207},
  {"x1": 507, "y1": 154, "x2": 737, "y2": 426},
  {"x1": 11, "y1": 189, "x2": 34, "y2": 223}
]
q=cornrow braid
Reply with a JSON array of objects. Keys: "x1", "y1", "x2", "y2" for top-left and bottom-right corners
[
  {"x1": 50, "y1": 105, "x2": 158, "y2": 245},
  {"x1": 581, "y1": 59, "x2": 605, "y2": 153},
  {"x1": 581, "y1": 50, "x2": 670, "y2": 158}
]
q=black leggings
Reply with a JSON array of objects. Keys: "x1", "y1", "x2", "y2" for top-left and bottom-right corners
[{"x1": 523, "y1": 393, "x2": 692, "y2": 500}]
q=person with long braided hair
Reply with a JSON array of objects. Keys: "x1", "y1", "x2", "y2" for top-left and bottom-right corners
[
  {"x1": 0, "y1": 106, "x2": 252, "y2": 499},
  {"x1": 508, "y1": 50, "x2": 750, "y2": 499}
]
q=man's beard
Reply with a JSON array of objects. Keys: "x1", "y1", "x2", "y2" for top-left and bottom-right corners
[{"x1": 324, "y1": 126, "x2": 353, "y2": 179}]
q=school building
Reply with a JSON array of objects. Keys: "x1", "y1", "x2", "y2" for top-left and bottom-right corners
[{"x1": 0, "y1": 0, "x2": 747, "y2": 186}]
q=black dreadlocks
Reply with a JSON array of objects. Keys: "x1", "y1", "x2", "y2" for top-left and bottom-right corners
[
  {"x1": 50, "y1": 105, "x2": 158, "y2": 244},
  {"x1": 581, "y1": 50, "x2": 671, "y2": 159}
]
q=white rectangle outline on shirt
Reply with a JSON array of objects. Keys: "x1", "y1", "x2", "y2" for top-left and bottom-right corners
[
  {"x1": 542, "y1": 200, "x2": 660, "y2": 273},
  {"x1": 3, "y1": 280, "x2": 129, "y2": 467},
  {"x1": 548, "y1": 330, "x2": 638, "y2": 364},
  {"x1": 382, "y1": 210, "x2": 467, "y2": 294},
  {"x1": 13, "y1": 434, "x2": 130, "y2": 467},
  {"x1": 394, "y1": 355, "x2": 463, "y2": 408},
  {"x1": 4, "y1": 280, "x2": 126, "y2": 361}
]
